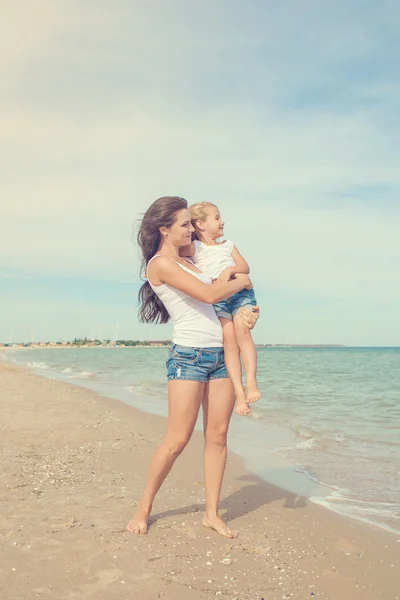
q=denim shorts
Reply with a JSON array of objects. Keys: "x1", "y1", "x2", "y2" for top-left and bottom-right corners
[
  {"x1": 213, "y1": 288, "x2": 257, "y2": 320},
  {"x1": 167, "y1": 343, "x2": 229, "y2": 382}
]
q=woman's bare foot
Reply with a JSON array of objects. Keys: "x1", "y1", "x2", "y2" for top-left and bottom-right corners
[
  {"x1": 246, "y1": 381, "x2": 261, "y2": 404},
  {"x1": 202, "y1": 515, "x2": 238, "y2": 538},
  {"x1": 127, "y1": 502, "x2": 151, "y2": 534}
]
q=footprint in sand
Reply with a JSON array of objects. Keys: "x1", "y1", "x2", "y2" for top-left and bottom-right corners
[
  {"x1": 69, "y1": 567, "x2": 123, "y2": 599},
  {"x1": 336, "y1": 538, "x2": 356, "y2": 554}
]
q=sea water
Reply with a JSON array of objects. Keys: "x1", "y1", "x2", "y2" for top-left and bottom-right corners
[{"x1": 3, "y1": 346, "x2": 399, "y2": 534}]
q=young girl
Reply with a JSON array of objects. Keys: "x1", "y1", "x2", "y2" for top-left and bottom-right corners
[{"x1": 181, "y1": 201, "x2": 261, "y2": 416}]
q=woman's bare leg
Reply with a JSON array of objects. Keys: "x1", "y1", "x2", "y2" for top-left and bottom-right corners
[
  {"x1": 202, "y1": 377, "x2": 238, "y2": 538},
  {"x1": 220, "y1": 318, "x2": 251, "y2": 416},
  {"x1": 233, "y1": 313, "x2": 261, "y2": 404},
  {"x1": 127, "y1": 380, "x2": 205, "y2": 534}
]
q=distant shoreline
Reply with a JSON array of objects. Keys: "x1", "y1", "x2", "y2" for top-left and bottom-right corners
[
  {"x1": 1, "y1": 343, "x2": 347, "y2": 349},
  {"x1": 3, "y1": 343, "x2": 399, "y2": 349}
]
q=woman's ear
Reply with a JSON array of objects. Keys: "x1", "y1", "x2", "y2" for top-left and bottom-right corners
[{"x1": 159, "y1": 226, "x2": 169, "y2": 237}]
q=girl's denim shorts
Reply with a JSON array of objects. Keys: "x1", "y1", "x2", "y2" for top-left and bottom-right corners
[
  {"x1": 167, "y1": 343, "x2": 229, "y2": 382},
  {"x1": 213, "y1": 288, "x2": 257, "y2": 320}
]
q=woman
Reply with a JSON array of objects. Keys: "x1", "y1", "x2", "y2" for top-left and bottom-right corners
[{"x1": 127, "y1": 196, "x2": 259, "y2": 539}]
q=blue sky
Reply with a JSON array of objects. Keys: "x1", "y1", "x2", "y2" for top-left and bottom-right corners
[{"x1": 1, "y1": 0, "x2": 399, "y2": 345}]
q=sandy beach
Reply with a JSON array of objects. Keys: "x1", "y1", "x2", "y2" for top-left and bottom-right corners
[{"x1": 0, "y1": 361, "x2": 398, "y2": 600}]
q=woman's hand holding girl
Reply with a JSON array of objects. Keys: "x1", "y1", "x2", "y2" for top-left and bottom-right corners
[{"x1": 238, "y1": 306, "x2": 259, "y2": 329}]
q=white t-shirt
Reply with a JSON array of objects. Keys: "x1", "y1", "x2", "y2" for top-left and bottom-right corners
[
  {"x1": 192, "y1": 240, "x2": 236, "y2": 280},
  {"x1": 147, "y1": 256, "x2": 223, "y2": 347}
]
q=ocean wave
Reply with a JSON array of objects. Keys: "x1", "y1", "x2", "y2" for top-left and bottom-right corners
[
  {"x1": 293, "y1": 468, "x2": 347, "y2": 494},
  {"x1": 291, "y1": 467, "x2": 400, "y2": 534},
  {"x1": 272, "y1": 436, "x2": 320, "y2": 457},
  {"x1": 290, "y1": 423, "x2": 320, "y2": 440},
  {"x1": 125, "y1": 381, "x2": 167, "y2": 398},
  {"x1": 66, "y1": 370, "x2": 95, "y2": 379},
  {"x1": 27, "y1": 361, "x2": 50, "y2": 370},
  {"x1": 0, "y1": 352, "x2": 17, "y2": 363},
  {"x1": 310, "y1": 495, "x2": 400, "y2": 535},
  {"x1": 249, "y1": 410, "x2": 266, "y2": 421},
  {"x1": 295, "y1": 437, "x2": 319, "y2": 450},
  {"x1": 286, "y1": 420, "x2": 349, "y2": 446}
]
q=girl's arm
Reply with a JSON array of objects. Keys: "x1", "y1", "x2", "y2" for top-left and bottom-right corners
[
  {"x1": 216, "y1": 245, "x2": 250, "y2": 283},
  {"x1": 231, "y1": 245, "x2": 250, "y2": 274},
  {"x1": 149, "y1": 257, "x2": 251, "y2": 304},
  {"x1": 179, "y1": 242, "x2": 195, "y2": 257}
]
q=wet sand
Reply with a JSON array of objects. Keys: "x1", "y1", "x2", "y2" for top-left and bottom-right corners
[{"x1": 0, "y1": 361, "x2": 398, "y2": 600}]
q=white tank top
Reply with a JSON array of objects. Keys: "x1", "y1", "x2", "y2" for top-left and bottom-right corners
[
  {"x1": 192, "y1": 240, "x2": 236, "y2": 279},
  {"x1": 147, "y1": 255, "x2": 223, "y2": 348}
]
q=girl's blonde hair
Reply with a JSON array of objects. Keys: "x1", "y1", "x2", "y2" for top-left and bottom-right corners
[{"x1": 189, "y1": 201, "x2": 218, "y2": 240}]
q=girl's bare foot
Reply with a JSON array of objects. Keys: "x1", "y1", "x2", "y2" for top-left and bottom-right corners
[
  {"x1": 127, "y1": 502, "x2": 151, "y2": 534},
  {"x1": 246, "y1": 381, "x2": 261, "y2": 404},
  {"x1": 235, "y1": 401, "x2": 251, "y2": 415},
  {"x1": 202, "y1": 515, "x2": 238, "y2": 538},
  {"x1": 234, "y1": 388, "x2": 251, "y2": 416}
]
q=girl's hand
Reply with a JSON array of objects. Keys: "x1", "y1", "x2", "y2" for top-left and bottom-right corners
[
  {"x1": 234, "y1": 273, "x2": 253, "y2": 290},
  {"x1": 238, "y1": 306, "x2": 259, "y2": 329},
  {"x1": 216, "y1": 268, "x2": 234, "y2": 283}
]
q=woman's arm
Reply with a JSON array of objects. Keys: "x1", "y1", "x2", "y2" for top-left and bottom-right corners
[{"x1": 149, "y1": 257, "x2": 251, "y2": 304}]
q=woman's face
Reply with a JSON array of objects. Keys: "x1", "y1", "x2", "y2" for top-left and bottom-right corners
[{"x1": 167, "y1": 209, "x2": 194, "y2": 246}]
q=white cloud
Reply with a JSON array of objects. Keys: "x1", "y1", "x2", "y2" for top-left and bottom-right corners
[
  {"x1": 240, "y1": 202, "x2": 400, "y2": 301},
  {"x1": 0, "y1": 2, "x2": 67, "y2": 73},
  {"x1": 1, "y1": 1, "x2": 399, "y2": 343}
]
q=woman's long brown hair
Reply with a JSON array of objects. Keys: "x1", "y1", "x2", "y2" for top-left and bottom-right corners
[{"x1": 137, "y1": 196, "x2": 188, "y2": 323}]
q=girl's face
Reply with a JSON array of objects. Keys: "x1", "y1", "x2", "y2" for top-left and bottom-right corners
[
  {"x1": 203, "y1": 206, "x2": 224, "y2": 239},
  {"x1": 165, "y1": 209, "x2": 194, "y2": 246}
]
